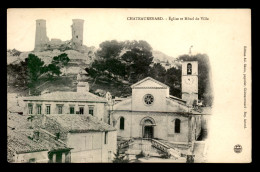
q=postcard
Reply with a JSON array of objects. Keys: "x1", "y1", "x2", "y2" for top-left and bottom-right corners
[{"x1": 7, "y1": 8, "x2": 251, "y2": 163}]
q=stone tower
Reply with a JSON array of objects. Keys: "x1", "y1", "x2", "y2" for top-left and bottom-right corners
[
  {"x1": 71, "y1": 19, "x2": 84, "y2": 50},
  {"x1": 34, "y1": 19, "x2": 49, "y2": 51},
  {"x1": 181, "y1": 61, "x2": 198, "y2": 106}
]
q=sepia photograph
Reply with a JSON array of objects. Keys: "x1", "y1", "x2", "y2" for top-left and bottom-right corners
[{"x1": 7, "y1": 8, "x2": 251, "y2": 163}]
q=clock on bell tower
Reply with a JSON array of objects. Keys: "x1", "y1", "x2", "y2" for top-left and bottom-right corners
[{"x1": 181, "y1": 61, "x2": 198, "y2": 106}]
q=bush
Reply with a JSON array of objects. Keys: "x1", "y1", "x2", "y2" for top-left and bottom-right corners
[{"x1": 112, "y1": 149, "x2": 130, "y2": 163}]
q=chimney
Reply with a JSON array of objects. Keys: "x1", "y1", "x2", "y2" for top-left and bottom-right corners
[{"x1": 77, "y1": 81, "x2": 89, "y2": 93}]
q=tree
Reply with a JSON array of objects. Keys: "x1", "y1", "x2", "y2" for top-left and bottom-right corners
[
  {"x1": 89, "y1": 40, "x2": 154, "y2": 84},
  {"x1": 46, "y1": 64, "x2": 61, "y2": 79},
  {"x1": 165, "y1": 67, "x2": 182, "y2": 97},
  {"x1": 121, "y1": 40, "x2": 154, "y2": 83},
  {"x1": 97, "y1": 40, "x2": 124, "y2": 59},
  {"x1": 25, "y1": 54, "x2": 45, "y2": 84},
  {"x1": 7, "y1": 61, "x2": 29, "y2": 87},
  {"x1": 112, "y1": 149, "x2": 130, "y2": 163},
  {"x1": 106, "y1": 58, "x2": 126, "y2": 77},
  {"x1": 148, "y1": 63, "x2": 166, "y2": 83},
  {"x1": 51, "y1": 53, "x2": 70, "y2": 68},
  {"x1": 87, "y1": 59, "x2": 108, "y2": 86}
]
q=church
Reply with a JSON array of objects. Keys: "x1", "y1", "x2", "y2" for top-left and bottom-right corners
[{"x1": 111, "y1": 61, "x2": 203, "y2": 145}]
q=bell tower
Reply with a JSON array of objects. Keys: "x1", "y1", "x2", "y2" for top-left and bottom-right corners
[{"x1": 181, "y1": 61, "x2": 198, "y2": 106}]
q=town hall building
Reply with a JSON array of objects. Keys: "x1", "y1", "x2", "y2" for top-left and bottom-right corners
[{"x1": 111, "y1": 61, "x2": 203, "y2": 146}]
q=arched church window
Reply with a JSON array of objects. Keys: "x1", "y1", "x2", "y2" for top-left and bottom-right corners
[
  {"x1": 144, "y1": 119, "x2": 153, "y2": 125},
  {"x1": 120, "y1": 117, "x2": 124, "y2": 130},
  {"x1": 187, "y1": 63, "x2": 192, "y2": 75},
  {"x1": 175, "y1": 119, "x2": 181, "y2": 133}
]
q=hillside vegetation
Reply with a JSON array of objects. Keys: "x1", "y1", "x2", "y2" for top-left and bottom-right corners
[{"x1": 7, "y1": 40, "x2": 213, "y2": 106}]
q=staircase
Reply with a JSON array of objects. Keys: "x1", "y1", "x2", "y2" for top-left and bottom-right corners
[
  {"x1": 121, "y1": 138, "x2": 183, "y2": 159},
  {"x1": 151, "y1": 139, "x2": 182, "y2": 159}
]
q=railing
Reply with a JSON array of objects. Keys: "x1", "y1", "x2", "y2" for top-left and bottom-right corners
[
  {"x1": 118, "y1": 137, "x2": 182, "y2": 158},
  {"x1": 151, "y1": 139, "x2": 182, "y2": 158},
  {"x1": 117, "y1": 138, "x2": 134, "y2": 149},
  {"x1": 151, "y1": 139, "x2": 170, "y2": 153}
]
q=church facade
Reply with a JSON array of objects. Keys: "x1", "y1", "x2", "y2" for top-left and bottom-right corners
[{"x1": 111, "y1": 61, "x2": 203, "y2": 144}]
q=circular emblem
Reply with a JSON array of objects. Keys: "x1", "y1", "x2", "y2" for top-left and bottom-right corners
[
  {"x1": 144, "y1": 94, "x2": 154, "y2": 105},
  {"x1": 234, "y1": 144, "x2": 242, "y2": 153}
]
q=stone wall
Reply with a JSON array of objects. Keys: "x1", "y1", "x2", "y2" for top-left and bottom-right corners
[
  {"x1": 67, "y1": 131, "x2": 117, "y2": 162},
  {"x1": 15, "y1": 151, "x2": 49, "y2": 163}
]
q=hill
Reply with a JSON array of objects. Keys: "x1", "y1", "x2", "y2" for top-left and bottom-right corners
[
  {"x1": 7, "y1": 48, "x2": 179, "y2": 98},
  {"x1": 152, "y1": 50, "x2": 175, "y2": 63},
  {"x1": 7, "y1": 48, "x2": 96, "y2": 65}
]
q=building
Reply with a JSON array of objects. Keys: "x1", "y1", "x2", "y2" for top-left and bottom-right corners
[
  {"x1": 32, "y1": 114, "x2": 117, "y2": 163},
  {"x1": 23, "y1": 82, "x2": 108, "y2": 122},
  {"x1": 7, "y1": 128, "x2": 72, "y2": 163},
  {"x1": 21, "y1": 82, "x2": 117, "y2": 163},
  {"x1": 110, "y1": 61, "x2": 205, "y2": 150}
]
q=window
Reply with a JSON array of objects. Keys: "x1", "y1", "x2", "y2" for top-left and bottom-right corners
[
  {"x1": 28, "y1": 104, "x2": 33, "y2": 114},
  {"x1": 70, "y1": 107, "x2": 75, "y2": 114},
  {"x1": 34, "y1": 131, "x2": 40, "y2": 140},
  {"x1": 46, "y1": 105, "x2": 51, "y2": 114},
  {"x1": 56, "y1": 133, "x2": 60, "y2": 140},
  {"x1": 104, "y1": 131, "x2": 108, "y2": 144},
  {"x1": 58, "y1": 106, "x2": 63, "y2": 114},
  {"x1": 79, "y1": 107, "x2": 84, "y2": 114},
  {"x1": 37, "y1": 105, "x2": 42, "y2": 114},
  {"x1": 120, "y1": 117, "x2": 124, "y2": 130},
  {"x1": 88, "y1": 106, "x2": 94, "y2": 116},
  {"x1": 175, "y1": 119, "x2": 181, "y2": 133},
  {"x1": 144, "y1": 94, "x2": 154, "y2": 105},
  {"x1": 187, "y1": 63, "x2": 192, "y2": 75}
]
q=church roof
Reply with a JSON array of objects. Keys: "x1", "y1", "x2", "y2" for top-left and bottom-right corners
[
  {"x1": 130, "y1": 77, "x2": 170, "y2": 89},
  {"x1": 23, "y1": 91, "x2": 107, "y2": 103}
]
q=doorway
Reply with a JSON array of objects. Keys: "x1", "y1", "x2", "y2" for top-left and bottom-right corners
[
  {"x1": 144, "y1": 126, "x2": 153, "y2": 138},
  {"x1": 56, "y1": 153, "x2": 62, "y2": 163}
]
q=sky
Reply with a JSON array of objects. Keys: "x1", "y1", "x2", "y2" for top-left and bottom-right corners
[{"x1": 7, "y1": 8, "x2": 223, "y2": 58}]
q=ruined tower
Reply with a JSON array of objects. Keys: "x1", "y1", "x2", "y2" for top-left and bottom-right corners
[
  {"x1": 71, "y1": 19, "x2": 84, "y2": 50},
  {"x1": 34, "y1": 19, "x2": 49, "y2": 51}
]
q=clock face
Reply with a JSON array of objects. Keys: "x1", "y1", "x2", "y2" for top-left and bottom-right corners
[{"x1": 185, "y1": 77, "x2": 194, "y2": 85}]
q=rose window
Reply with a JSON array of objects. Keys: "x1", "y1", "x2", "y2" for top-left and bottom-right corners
[{"x1": 144, "y1": 94, "x2": 154, "y2": 105}]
